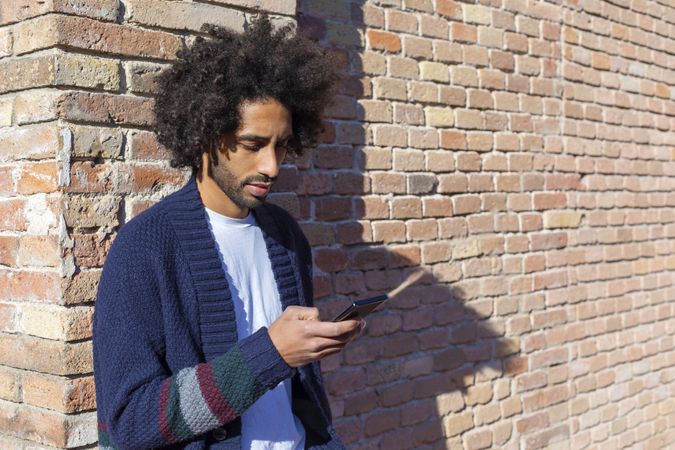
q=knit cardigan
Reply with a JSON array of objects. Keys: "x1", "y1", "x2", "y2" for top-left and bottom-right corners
[{"x1": 93, "y1": 175, "x2": 346, "y2": 450}]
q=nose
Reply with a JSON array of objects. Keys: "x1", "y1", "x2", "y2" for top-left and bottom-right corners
[{"x1": 257, "y1": 144, "x2": 282, "y2": 180}]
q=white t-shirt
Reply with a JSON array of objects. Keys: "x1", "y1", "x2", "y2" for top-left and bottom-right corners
[{"x1": 205, "y1": 207, "x2": 305, "y2": 450}]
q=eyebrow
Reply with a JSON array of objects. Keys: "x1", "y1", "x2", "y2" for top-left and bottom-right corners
[{"x1": 237, "y1": 133, "x2": 293, "y2": 142}]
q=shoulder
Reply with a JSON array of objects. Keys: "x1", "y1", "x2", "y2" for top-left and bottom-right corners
[{"x1": 107, "y1": 177, "x2": 194, "y2": 261}]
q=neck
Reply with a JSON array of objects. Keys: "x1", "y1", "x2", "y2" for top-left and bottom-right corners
[{"x1": 195, "y1": 154, "x2": 249, "y2": 219}]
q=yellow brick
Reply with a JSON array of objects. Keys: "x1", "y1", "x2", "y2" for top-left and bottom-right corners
[
  {"x1": 0, "y1": 368, "x2": 21, "y2": 402},
  {"x1": 464, "y1": 5, "x2": 491, "y2": 25},
  {"x1": 443, "y1": 411, "x2": 474, "y2": 437},
  {"x1": 20, "y1": 305, "x2": 93, "y2": 341},
  {"x1": 426, "y1": 107, "x2": 454, "y2": 127},
  {"x1": 494, "y1": 422, "x2": 512, "y2": 445},
  {"x1": 22, "y1": 373, "x2": 96, "y2": 413},
  {"x1": 543, "y1": 211, "x2": 582, "y2": 229},
  {"x1": 0, "y1": 98, "x2": 11, "y2": 127},
  {"x1": 478, "y1": 26, "x2": 503, "y2": 48},
  {"x1": 591, "y1": 52, "x2": 611, "y2": 71},
  {"x1": 655, "y1": 83, "x2": 670, "y2": 99},
  {"x1": 466, "y1": 382, "x2": 493, "y2": 405},
  {"x1": 437, "y1": 391, "x2": 465, "y2": 415},
  {"x1": 55, "y1": 54, "x2": 120, "y2": 91},
  {"x1": 420, "y1": 61, "x2": 449, "y2": 82},
  {"x1": 452, "y1": 239, "x2": 480, "y2": 259}
]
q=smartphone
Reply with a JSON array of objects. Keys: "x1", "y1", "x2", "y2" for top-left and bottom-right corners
[{"x1": 332, "y1": 294, "x2": 389, "y2": 322}]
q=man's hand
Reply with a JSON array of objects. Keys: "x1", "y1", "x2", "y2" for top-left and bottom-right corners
[{"x1": 268, "y1": 306, "x2": 365, "y2": 368}]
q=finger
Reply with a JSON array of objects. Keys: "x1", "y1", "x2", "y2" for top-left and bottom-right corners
[
  {"x1": 315, "y1": 346, "x2": 342, "y2": 360},
  {"x1": 307, "y1": 319, "x2": 361, "y2": 338},
  {"x1": 290, "y1": 306, "x2": 320, "y2": 321},
  {"x1": 309, "y1": 336, "x2": 351, "y2": 351},
  {"x1": 303, "y1": 307, "x2": 321, "y2": 321}
]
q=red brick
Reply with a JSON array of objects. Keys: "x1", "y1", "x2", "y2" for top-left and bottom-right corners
[
  {"x1": 128, "y1": 130, "x2": 172, "y2": 161},
  {"x1": 451, "y1": 23, "x2": 477, "y2": 43},
  {"x1": 437, "y1": 0, "x2": 462, "y2": 19},
  {"x1": 371, "y1": 172, "x2": 405, "y2": 194},
  {"x1": 336, "y1": 222, "x2": 370, "y2": 245},
  {"x1": 402, "y1": 36, "x2": 433, "y2": 59},
  {"x1": 389, "y1": 245, "x2": 421, "y2": 267},
  {"x1": 533, "y1": 193, "x2": 567, "y2": 210},
  {"x1": 491, "y1": 51, "x2": 515, "y2": 73},
  {"x1": 355, "y1": 196, "x2": 389, "y2": 220},
  {"x1": 372, "y1": 221, "x2": 405, "y2": 244},
  {"x1": 315, "y1": 197, "x2": 352, "y2": 221},
  {"x1": 387, "y1": 10, "x2": 418, "y2": 33},
  {"x1": 523, "y1": 385, "x2": 569, "y2": 412},
  {"x1": 15, "y1": 15, "x2": 181, "y2": 59},
  {"x1": 57, "y1": 92, "x2": 155, "y2": 126},
  {"x1": 364, "y1": 408, "x2": 401, "y2": 437},
  {"x1": 423, "y1": 197, "x2": 452, "y2": 217},
  {"x1": 407, "y1": 219, "x2": 437, "y2": 241},
  {"x1": 22, "y1": 373, "x2": 95, "y2": 413},
  {"x1": 326, "y1": 369, "x2": 366, "y2": 396},
  {"x1": 367, "y1": 29, "x2": 401, "y2": 53},
  {"x1": 344, "y1": 390, "x2": 379, "y2": 418},
  {"x1": 0, "y1": 199, "x2": 28, "y2": 232},
  {"x1": 0, "y1": 334, "x2": 91, "y2": 375},
  {"x1": 120, "y1": 164, "x2": 186, "y2": 194},
  {"x1": 440, "y1": 130, "x2": 467, "y2": 149}
]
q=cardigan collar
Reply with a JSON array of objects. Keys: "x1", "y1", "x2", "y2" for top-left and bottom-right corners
[{"x1": 164, "y1": 174, "x2": 301, "y2": 361}]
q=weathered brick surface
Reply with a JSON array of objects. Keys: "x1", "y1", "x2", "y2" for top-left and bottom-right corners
[
  {"x1": 14, "y1": 15, "x2": 182, "y2": 59},
  {"x1": 0, "y1": 52, "x2": 120, "y2": 94},
  {"x1": 1, "y1": 0, "x2": 674, "y2": 448},
  {"x1": 0, "y1": 0, "x2": 119, "y2": 25},
  {"x1": 295, "y1": 0, "x2": 675, "y2": 449},
  {"x1": 125, "y1": 0, "x2": 246, "y2": 32}
]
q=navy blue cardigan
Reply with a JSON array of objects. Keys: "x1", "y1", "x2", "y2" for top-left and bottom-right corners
[{"x1": 93, "y1": 175, "x2": 345, "y2": 449}]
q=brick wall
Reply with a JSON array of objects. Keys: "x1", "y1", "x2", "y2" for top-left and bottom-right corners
[{"x1": 0, "y1": 0, "x2": 673, "y2": 449}]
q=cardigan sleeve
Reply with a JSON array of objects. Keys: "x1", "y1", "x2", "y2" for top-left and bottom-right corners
[{"x1": 93, "y1": 221, "x2": 294, "y2": 449}]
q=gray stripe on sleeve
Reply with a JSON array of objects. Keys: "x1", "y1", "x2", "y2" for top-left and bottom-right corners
[{"x1": 176, "y1": 366, "x2": 222, "y2": 435}]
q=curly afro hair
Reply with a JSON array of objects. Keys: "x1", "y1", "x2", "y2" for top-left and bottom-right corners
[{"x1": 153, "y1": 15, "x2": 339, "y2": 175}]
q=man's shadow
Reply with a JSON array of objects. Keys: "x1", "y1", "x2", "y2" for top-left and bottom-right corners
[{"x1": 268, "y1": 3, "x2": 523, "y2": 447}]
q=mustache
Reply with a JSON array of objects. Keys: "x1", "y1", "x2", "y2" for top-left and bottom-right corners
[{"x1": 241, "y1": 175, "x2": 276, "y2": 185}]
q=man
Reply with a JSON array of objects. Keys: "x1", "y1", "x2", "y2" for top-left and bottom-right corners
[{"x1": 93, "y1": 16, "x2": 363, "y2": 450}]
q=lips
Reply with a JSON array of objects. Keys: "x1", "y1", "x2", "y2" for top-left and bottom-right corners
[{"x1": 245, "y1": 183, "x2": 271, "y2": 197}]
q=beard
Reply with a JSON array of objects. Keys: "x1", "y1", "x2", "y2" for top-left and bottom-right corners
[{"x1": 211, "y1": 160, "x2": 273, "y2": 211}]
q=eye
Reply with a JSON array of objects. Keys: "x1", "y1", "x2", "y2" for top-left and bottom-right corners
[{"x1": 241, "y1": 143, "x2": 262, "y2": 152}]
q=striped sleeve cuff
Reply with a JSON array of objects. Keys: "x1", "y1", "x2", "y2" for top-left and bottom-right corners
[
  {"x1": 238, "y1": 326, "x2": 295, "y2": 389},
  {"x1": 157, "y1": 327, "x2": 294, "y2": 445}
]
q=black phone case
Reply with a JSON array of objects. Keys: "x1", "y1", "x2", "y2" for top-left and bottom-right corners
[{"x1": 332, "y1": 294, "x2": 388, "y2": 322}]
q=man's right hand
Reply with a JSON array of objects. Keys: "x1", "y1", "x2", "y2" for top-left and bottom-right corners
[{"x1": 268, "y1": 306, "x2": 365, "y2": 368}]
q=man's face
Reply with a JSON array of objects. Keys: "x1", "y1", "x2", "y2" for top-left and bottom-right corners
[{"x1": 210, "y1": 98, "x2": 292, "y2": 215}]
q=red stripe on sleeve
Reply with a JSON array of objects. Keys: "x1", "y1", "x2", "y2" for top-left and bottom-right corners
[
  {"x1": 196, "y1": 362, "x2": 238, "y2": 424},
  {"x1": 159, "y1": 378, "x2": 178, "y2": 444}
]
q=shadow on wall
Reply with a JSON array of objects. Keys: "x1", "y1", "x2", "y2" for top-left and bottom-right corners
[{"x1": 283, "y1": 2, "x2": 522, "y2": 448}]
